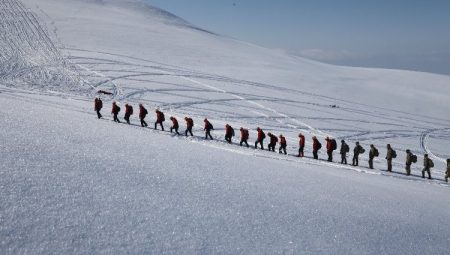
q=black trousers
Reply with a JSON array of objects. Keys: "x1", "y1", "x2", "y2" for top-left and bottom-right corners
[
  {"x1": 170, "y1": 125, "x2": 179, "y2": 134},
  {"x1": 154, "y1": 121, "x2": 164, "y2": 131},
  {"x1": 205, "y1": 130, "x2": 213, "y2": 140},
  {"x1": 240, "y1": 139, "x2": 249, "y2": 147},
  {"x1": 185, "y1": 127, "x2": 193, "y2": 136},
  {"x1": 96, "y1": 109, "x2": 102, "y2": 119},
  {"x1": 279, "y1": 144, "x2": 287, "y2": 155},
  {"x1": 113, "y1": 113, "x2": 120, "y2": 123},
  {"x1": 268, "y1": 143, "x2": 276, "y2": 152},
  {"x1": 255, "y1": 139, "x2": 264, "y2": 149},
  {"x1": 369, "y1": 157, "x2": 374, "y2": 169},
  {"x1": 341, "y1": 153, "x2": 347, "y2": 164},
  {"x1": 387, "y1": 159, "x2": 392, "y2": 171},
  {"x1": 327, "y1": 151, "x2": 333, "y2": 162},
  {"x1": 298, "y1": 146, "x2": 304, "y2": 157},
  {"x1": 140, "y1": 118, "x2": 148, "y2": 127},
  {"x1": 352, "y1": 154, "x2": 359, "y2": 166},
  {"x1": 313, "y1": 150, "x2": 318, "y2": 159},
  {"x1": 124, "y1": 114, "x2": 130, "y2": 124},
  {"x1": 422, "y1": 168, "x2": 431, "y2": 179}
]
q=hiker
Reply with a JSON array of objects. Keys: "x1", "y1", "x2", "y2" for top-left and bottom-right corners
[
  {"x1": 352, "y1": 142, "x2": 364, "y2": 166},
  {"x1": 298, "y1": 133, "x2": 305, "y2": 157},
  {"x1": 422, "y1": 154, "x2": 433, "y2": 179},
  {"x1": 368, "y1": 144, "x2": 379, "y2": 169},
  {"x1": 111, "y1": 101, "x2": 121, "y2": 123},
  {"x1": 94, "y1": 97, "x2": 103, "y2": 119},
  {"x1": 312, "y1": 136, "x2": 321, "y2": 160},
  {"x1": 340, "y1": 140, "x2": 349, "y2": 164},
  {"x1": 124, "y1": 103, "x2": 133, "y2": 124},
  {"x1": 279, "y1": 134, "x2": 287, "y2": 155},
  {"x1": 325, "y1": 137, "x2": 335, "y2": 162},
  {"x1": 386, "y1": 144, "x2": 395, "y2": 172},
  {"x1": 239, "y1": 127, "x2": 249, "y2": 147},
  {"x1": 405, "y1": 149, "x2": 413, "y2": 175},
  {"x1": 267, "y1": 133, "x2": 278, "y2": 152},
  {"x1": 203, "y1": 118, "x2": 214, "y2": 140},
  {"x1": 255, "y1": 127, "x2": 265, "y2": 150},
  {"x1": 138, "y1": 104, "x2": 148, "y2": 127},
  {"x1": 184, "y1": 117, "x2": 194, "y2": 136},
  {"x1": 154, "y1": 109, "x2": 165, "y2": 131},
  {"x1": 445, "y1": 159, "x2": 450, "y2": 182},
  {"x1": 169, "y1": 116, "x2": 179, "y2": 135},
  {"x1": 224, "y1": 124, "x2": 234, "y2": 143}
]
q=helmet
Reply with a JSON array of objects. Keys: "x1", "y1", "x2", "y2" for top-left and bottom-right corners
[
  {"x1": 341, "y1": 140, "x2": 345, "y2": 143},
  {"x1": 204, "y1": 118, "x2": 207, "y2": 122}
]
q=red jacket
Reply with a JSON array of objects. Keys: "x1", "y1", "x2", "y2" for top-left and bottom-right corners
[
  {"x1": 269, "y1": 134, "x2": 278, "y2": 145},
  {"x1": 186, "y1": 118, "x2": 194, "y2": 128},
  {"x1": 299, "y1": 135, "x2": 305, "y2": 147},
  {"x1": 225, "y1": 125, "x2": 234, "y2": 136},
  {"x1": 111, "y1": 103, "x2": 120, "y2": 114},
  {"x1": 204, "y1": 120, "x2": 212, "y2": 131},
  {"x1": 326, "y1": 139, "x2": 333, "y2": 152},
  {"x1": 257, "y1": 130, "x2": 265, "y2": 141},
  {"x1": 171, "y1": 117, "x2": 179, "y2": 128},
  {"x1": 313, "y1": 138, "x2": 321, "y2": 151},
  {"x1": 156, "y1": 110, "x2": 164, "y2": 123},
  {"x1": 125, "y1": 105, "x2": 133, "y2": 116},
  {"x1": 94, "y1": 98, "x2": 102, "y2": 111},
  {"x1": 280, "y1": 136, "x2": 287, "y2": 146},
  {"x1": 139, "y1": 106, "x2": 148, "y2": 119},
  {"x1": 240, "y1": 129, "x2": 249, "y2": 140}
]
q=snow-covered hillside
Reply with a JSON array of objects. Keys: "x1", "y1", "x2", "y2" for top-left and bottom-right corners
[{"x1": 1, "y1": 0, "x2": 450, "y2": 253}]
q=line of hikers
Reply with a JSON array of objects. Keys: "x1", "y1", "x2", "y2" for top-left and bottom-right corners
[{"x1": 95, "y1": 98, "x2": 450, "y2": 182}]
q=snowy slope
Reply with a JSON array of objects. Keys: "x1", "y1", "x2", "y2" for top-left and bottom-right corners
[{"x1": 1, "y1": 0, "x2": 450, "y2": 253}]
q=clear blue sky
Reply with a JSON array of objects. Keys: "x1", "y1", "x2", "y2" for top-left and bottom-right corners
[{"x1": 145, "y1": 0, "x2": 450, "y2": 75}]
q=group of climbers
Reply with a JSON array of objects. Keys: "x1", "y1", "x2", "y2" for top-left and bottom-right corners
[{"x1": 95, "y1": 98, "x2": 450, "y2": 182}]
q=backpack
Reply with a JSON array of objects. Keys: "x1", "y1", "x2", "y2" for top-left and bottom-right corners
[
  {"x1": 374, "y1": 148, "x2": 379, "y2": 157},
  {"x1": 331, "y1": 139, "x2": 337, "y2": 150},
  {"x1": 345, "y1": 144, "x2": 350, "y2": 153},
  {"x1": 161, "y1": 112, "x2": 165, "y2": 121},
  {"x1": 209, "y1": 122, "x2": 214, "y2": 130},
  {"x1": 317, "y1": 141, "x2": 322, "y2": 150},
  {"x1": 359, "y1": 147, "x2": 365, "y2": 154},
  {"x1": 411, "y1": 154, "x2": 417, "y2": 163},
  {"x1": 392, "y1": 150, "x2": 397, "y2": 158},
  {"x1": 261, "y1": 132, "x2": 266, "y2": 139},
  {"x1": 117, "y1": 106, "x2": 121, "y2": 112},
  {"x1": 129, "y1": 106, "x2": 133, "y2": 115},
  {"x1": 429, "y1": 159, "x2": 434, "y2": 168},
  {"x1": 231, "y1": 127, "x2": 235, "y2": 136}
]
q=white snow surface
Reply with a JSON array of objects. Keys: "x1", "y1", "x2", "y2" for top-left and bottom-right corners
[{"x1": 1, "y1": 0, "x2": 450, "y2": 254}]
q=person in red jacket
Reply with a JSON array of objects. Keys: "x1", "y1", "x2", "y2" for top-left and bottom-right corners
[
  {"x1": 312, "y1": 136, "x2": 321, "y2": 160},
  {"x1": 111, "y1": 101, "x2": 121, "y2": 123},
  {"x1": 267, "y1": 132, "x2": 278, "y2": 152},
  {"x1": 224, "y1": 124, "x2": 235, "y2": 143},
  {"x1": 139, "y1": 104, "x2": 148, "y2": 127},
  {"x1": 325, "y1": 137, "x2": 333, "y2": 162},
  {"x1": 184, "y1": 117, "x2": 194, "y2": 136},
  {"x1": 204, "y1": 118, "x2": 214, "y2": 140},
  {"x1": 298, "y1": 133, "x2": 305, "y2": 157},
  {"x1": 94, "y1": 97, "x2": 103, "y2": 119},
  {"x1": 254, "y1": 127, "x2": 265, "y2": 150},
  {"x1": 154, "y1": 109, "x2": 165, "y2": 131},
  {"x1": 279, "y1": 134, "x2": 287, "y2": 155},
  {"x1": 240, "y1": 127, "x2": 249, "y2": 147},
  {"x1": 124, "y1": 103, "x2": 133, "y2": 124},
  {"x1": 170, "y1": 116, "x2": 179, "y2": 135}
]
